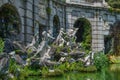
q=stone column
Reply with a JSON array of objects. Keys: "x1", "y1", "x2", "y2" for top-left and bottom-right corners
[{"x1": 92, "y1": 11, "x2": 104, "y2": 52}]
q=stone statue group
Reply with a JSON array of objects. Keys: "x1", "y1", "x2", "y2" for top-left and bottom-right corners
[
  {"x1": 0, "y1": 27, "x2": 95, "y2": 76},
  {"x1": 26, "y1": 28, "x2": 80, "y2": 65}
]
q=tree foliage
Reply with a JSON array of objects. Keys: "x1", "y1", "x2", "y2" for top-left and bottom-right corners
[{"x1": 106, "y1": 0, "x2": 120, "y2": 8}]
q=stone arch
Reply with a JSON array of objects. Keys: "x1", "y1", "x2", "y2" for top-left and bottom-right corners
[
  {"x1": 112, "y1": 21, "x2": 120, "y2": 55},
  {"x1": 0, "y1": 3, "x2": 21, "y2": 40},
  {"x1": 53, "y1": 15, "x2": 60, "y2": 38},
  {"x1": 73, "y1": 18, "x2": 92, "y2": 50}
]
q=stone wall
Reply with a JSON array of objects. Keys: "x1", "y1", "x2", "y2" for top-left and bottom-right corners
[
  {"x1": 65, "y1": 3, "x2": 120, "y2": 52},
  {"x1": 0, "y1": 0, "x2": 40, "y2": 44},
  {"x1": 0, "y1": 0, "x2": 120, "y2": 52}
]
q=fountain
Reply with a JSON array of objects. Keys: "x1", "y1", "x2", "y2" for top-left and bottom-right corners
[{"x1": 0, "y1": 27, "x2": 96, "y2": 77}]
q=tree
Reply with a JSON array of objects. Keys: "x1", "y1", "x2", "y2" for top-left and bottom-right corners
[{"x1": 106, "y1": 0, "x2": 120, "y2": 8}]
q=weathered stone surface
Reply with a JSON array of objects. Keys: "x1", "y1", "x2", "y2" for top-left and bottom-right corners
[
  {"x1": 60, "y1": 52, "x2": 68, "y2": 57},
  {"x1": 39, "y1": 60, "x2": 59, "y2": 67},
  {"x1": 0, "y1": 54, "x2": 9, "y2": 75},
  {"x1": 68, "y1": 58, "x2": 76, "y2": 63},
  {"x1": 14, "y1": 54, "x2": 25, "y2": 65},
  {"x1": 13, "y1": 41, "x2": 26, "y2": 53},
  {"x1": 69, "y1": 51, "x2": 85, "y2": 59},
  {"x1": 4, "y1": 39, "x2": 14, "y2": 53}
]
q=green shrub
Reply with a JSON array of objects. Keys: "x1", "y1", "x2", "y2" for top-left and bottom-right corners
[
  {"x1": 0, "y1": 38, "x2": 4, "y2": 53},
  {"x1": 94, "y1": 52, "x2": 109, "y2": 71},
  {"x1": 46, "y1": 7, "x2": 51, "y2": 15},
  {"x1": 41, "y1": 67, "x2": 49, "y2": 77},
  {"x1": 9, "y1": 59, "x2": 41, "y2": 79},
  {"x1": 69, "y1": 62, "x2": 77, "y2": 71},
  {"x1": 9, "y1": 59, "x2": 18, "y2": 75},
  {"x1": 8, "y1": 59, "x2": 22, "y2": 80},
  {"x1": 57, "y1": 62, "x2": 69, "y2": 72},
  {"x1": 56, "y1": 61, "x2": 83, "y2": 72},
  {"x1": 56, "y1": 46, "x2": 63, "y2": 54}
]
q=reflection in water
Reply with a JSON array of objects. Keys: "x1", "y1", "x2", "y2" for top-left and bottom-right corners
[{"x1": 27, "y1": 64, "x2": 120, "y2": 80}]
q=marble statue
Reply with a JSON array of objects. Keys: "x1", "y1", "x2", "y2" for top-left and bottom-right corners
[
  {"x1": 54, "y1": 28, "x2": 66, "y2": 46},
  {"x1": 27, "y1": 30, "x2": 55, "y2": 64}
]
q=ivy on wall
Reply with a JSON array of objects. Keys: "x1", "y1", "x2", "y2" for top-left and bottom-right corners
[{"x1": 46, "y1": 7, "x2": 51, "y2": 15}]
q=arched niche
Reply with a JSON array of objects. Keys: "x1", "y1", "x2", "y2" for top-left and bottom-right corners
[
  {"x1": 0, "y1": 3, "x2": 21, "y2": 41},
  {"x1": 73, "y1": 18, "x2": 92, "y2": 50},
  {"x1": 53, "y1": 15, "x2": 60, "y2": 38}
]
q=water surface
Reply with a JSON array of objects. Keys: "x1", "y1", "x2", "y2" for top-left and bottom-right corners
[{"x1": 27, "y1": 64, "x2": 120, "y2": 80}]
